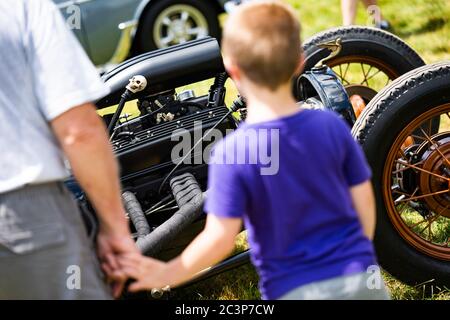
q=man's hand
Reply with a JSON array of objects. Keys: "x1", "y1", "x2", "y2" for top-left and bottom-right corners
[{"x1": 97, "y1": 227, "x2": 139, "y2": 298}]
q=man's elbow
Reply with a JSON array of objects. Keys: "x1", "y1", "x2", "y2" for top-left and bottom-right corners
[
  {"x1": 60, "y1": 123, "x2": 104, "y2": 149},
  {"x1": 52, "y1": 104, "x2": 108, "y2": 150}
]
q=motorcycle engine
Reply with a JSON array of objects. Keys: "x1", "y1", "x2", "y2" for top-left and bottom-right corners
[{"x1": 108, "y1": 89, "x2": 235, "y2": 179}]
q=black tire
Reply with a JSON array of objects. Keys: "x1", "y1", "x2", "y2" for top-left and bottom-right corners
[
  {"x1": 136, "y1": 0, "x2": 221, "y2": 52},
  {"x1": 352, "y1": 61, "x2": 450, "y2": 287},
  {"x1": 299, "y1": 26, "x2": 425, "y2": 101}
]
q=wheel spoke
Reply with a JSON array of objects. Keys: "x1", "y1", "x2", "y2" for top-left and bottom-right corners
[
  {"x1": 337, "y1": 64, "x2": 343, "y2": 78},
  {"x1": 342, "y1": 63, "x2": 351, "y2": 82},
  {"x1": 385, "y1": 77, "x2": 391, "y2": 86},
  {"x1": 416, "y1": 205, "x2": 449, "y2": 240},
  {"x1": 397, "y1": 148, "x2": 408, "y2": 160},
  {"x1": 187, "y1": 27, "x2": 206, "y2": 36},
  {"x1": 162, "y1": 17, "x2": 172, "y2": 26},
  {"x1": 411, "y1": 134, "x2": 427, "y2": 142},
  {"x1": 395, "y1": 159, "x2": 450, "y2": 181},
  {"x1": 395, "y1": 189, "x2": 449, "y2": 203},
  {"x1": 409, "y1": 218, "x2": 428, "y2": 229},
  {"x1": 392, "y1": 160, "x2": 425, "y2": 175},
  {"x1": 161, "y1": 33, "x2": 175, "y2": 46},
  {"x1": 444, "y1": 238, "x2": 450, "y2": 247},
  {"x1": 394, "y1": 186, "x2": 419, "y2": 204},
  {"x1": 334, "y1": 64, "x2": 350, "y2": 85},
  {"x1": 365, "y1": 68, "x2": 382, "y2": 82},
  {"x1": 418, "y1": 215, "x2": 439, "y2": 237},
  {"x1": 360, "y1": 63, "x2": 369, "y2": 86},
  {"x1": 180, "y1": 11, "x2": 189, "y2": 22},
  {"x1": 419, "y1": 127, "x2": 450, "y2": 168},
  {"x1": 427, "y1": 222, "x2": 433, "y2": 241},
  {"x1": 392, "y1": 188, "x2": 413, "y2": 196}
]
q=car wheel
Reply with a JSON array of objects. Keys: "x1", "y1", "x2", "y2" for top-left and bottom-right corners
[
  {"x1": 353, "y1": 62, "x2": 450, "y2": 287},
  {"x1": 299, "y1": 26, "x2": 425, "y2": 106},
  {"x1": 137, "y1": 0, "x2": 221, "y2": 52}
]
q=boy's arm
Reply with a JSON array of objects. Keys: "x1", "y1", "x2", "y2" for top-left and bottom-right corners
[
  {"x1": 117, "y1": 138, "x2": 247, "y2": 291},
  {"x1": 350, "y1": 180, "x2": 376, "y2": 240},
  {"x1": 118, "y1": 214, "x2": 242, "y2": 291},
  {"x1": 163, "y1": 214, "x2": 242, "y2": 287}
]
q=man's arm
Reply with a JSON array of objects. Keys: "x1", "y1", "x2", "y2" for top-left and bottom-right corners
[
  {"x1": 116, "y1": 214, "x2": 242, "y2": 291},
  {"x1": 51, "y1": 103, "x2": 127, "y2": 234},
  {"x1": 350, "y1": 180, "x2": 376, "y2": 240},
  {"x1": 51, "y1": 103, "x2": 138, "y2": 296}
]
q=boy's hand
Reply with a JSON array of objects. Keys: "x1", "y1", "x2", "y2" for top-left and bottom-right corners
[
  {"x1": 116, "y1": 253, "x2": 169, "y2": 292},
  {"x1": 114, "y1": 215, "x2": 242, "y2": 293}
]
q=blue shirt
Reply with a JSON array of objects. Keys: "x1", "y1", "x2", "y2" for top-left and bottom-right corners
[
  {"x1": 0, "y1": 0, "x2": 109, "y2": 193},
  {"x1": 205, "y1": 109, "x2": 376, "y2": 299}
]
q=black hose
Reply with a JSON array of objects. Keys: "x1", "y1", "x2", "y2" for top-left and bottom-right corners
[
  {"x1": 122, "y1": 191, "x2": 151, "y2": 238},
  {"x1": 138, "y1": 173, "x2": 204, "y2": 256},
  {"x1": 215, "y1": 72, "x2": 228, "y2": 88},
  {"x1": 157, "y1": 95, "x2": 245, "y2": 195},
  {"x1": 157, "y1": 108, "x2": 233, "y2": 195},
  {"x1": 108, "y1": 90, "x2": 131, "y2": 135},
  {"x1": 208, "y1": 73, "x2": 228, "y2": 108}
]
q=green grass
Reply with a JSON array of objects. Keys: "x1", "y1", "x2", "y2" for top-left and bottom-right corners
[{"x1": 171, "y1": 0, "x2": 450, "y2": 300}]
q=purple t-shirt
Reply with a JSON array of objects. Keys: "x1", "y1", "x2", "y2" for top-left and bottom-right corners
[{"x1": 205, "y1": 109, "x2": 376, "y2": 300}]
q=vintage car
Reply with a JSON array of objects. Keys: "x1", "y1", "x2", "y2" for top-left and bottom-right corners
[
  {"x1": 68, "y1": 25, "x2": 448, "y2": 298},
  {"x1": 54, "y1": 0, "x2": 238, "y2": 66}
]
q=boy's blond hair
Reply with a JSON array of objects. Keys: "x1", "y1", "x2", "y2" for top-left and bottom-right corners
[{"x1": 222, "y1": 0, "x2": 302, "y2": 90}]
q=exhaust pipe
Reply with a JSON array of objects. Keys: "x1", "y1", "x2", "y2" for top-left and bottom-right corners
[{"x1": 137, "y1": 173, "x2": 205, "y2": 256}]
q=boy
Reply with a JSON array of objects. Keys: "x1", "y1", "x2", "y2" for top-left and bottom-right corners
[{"x1": 116, "y1": 0, "x2": 390, "y2": 300}]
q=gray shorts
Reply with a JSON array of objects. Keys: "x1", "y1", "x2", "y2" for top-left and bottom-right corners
[
  {"x1": 0, "y1": 182, "x2": 112, "y2": 300},
  {"x1": 278, "y1": 271, "x2": 391, "y2": 300}
]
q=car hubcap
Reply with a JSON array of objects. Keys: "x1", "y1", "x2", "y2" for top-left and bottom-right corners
[{"x1": 153, "y1": 5, "x2": 209, "y2": 48}]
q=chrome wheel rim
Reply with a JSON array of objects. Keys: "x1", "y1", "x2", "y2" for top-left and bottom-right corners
[{"x1": 153, "y1": 4, "x2": 209, "y2": 48}]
